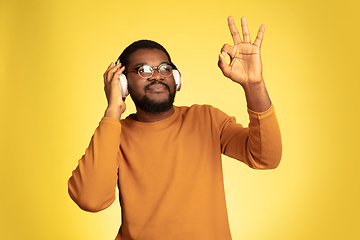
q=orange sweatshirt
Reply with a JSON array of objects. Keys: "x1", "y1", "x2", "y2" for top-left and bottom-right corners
[{"x1": 68, "y1": 104, "x2": 282, "y2": 240}]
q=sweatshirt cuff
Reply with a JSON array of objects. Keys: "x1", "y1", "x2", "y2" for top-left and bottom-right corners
[
  {"x1": 247, "y1": 104, "x2": 275, "y2": 120},
  {"x1": 101, "y1": 117, "x2": 121, "y2": 130}
]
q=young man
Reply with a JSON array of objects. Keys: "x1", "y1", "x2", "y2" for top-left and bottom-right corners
[{"x1": 68, "y1": 16, "x2": 282, "y2": 240}]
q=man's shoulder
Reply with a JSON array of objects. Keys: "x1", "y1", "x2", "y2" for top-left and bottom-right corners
[
  {"x1": 175, "y1": 104, "x2": 216, "y2": 112},
  {"x1": 175, "y1": 104, "x2": 230, "y2": 122},
  {"x1": 175, "y1": 104, "x2": 224, "y2": 115}
]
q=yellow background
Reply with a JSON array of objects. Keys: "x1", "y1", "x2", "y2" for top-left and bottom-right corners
[{"x1": 1, "y1": 0, "x2": 359, "y2": 239}]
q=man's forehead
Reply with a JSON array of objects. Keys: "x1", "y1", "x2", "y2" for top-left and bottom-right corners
[{"x1": 128, "y1": 49, "x2": 169, "y2": 66}]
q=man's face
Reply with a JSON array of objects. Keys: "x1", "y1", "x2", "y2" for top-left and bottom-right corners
[{"x1": 126, "y1": 49, "x2": 176, "y2": 113}]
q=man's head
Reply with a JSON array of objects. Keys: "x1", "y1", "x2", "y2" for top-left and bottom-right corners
[
  {"x1": 118, "y1": 40, "x2": 172, "y2": 70},
  {"x1": 118, "y1": 40, "x2": 176, "y2": 114}
]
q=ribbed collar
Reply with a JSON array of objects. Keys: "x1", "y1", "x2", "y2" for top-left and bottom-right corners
[{"x1": 122, "y1": 106, "x2": 180, "y2": 131}]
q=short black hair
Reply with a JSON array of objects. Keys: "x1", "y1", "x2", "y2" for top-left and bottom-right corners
[{"x1": 117, "y1": 40, "x2": 172, "y2": 70}]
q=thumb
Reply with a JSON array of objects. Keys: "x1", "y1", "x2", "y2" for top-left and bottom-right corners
[{"x1": 218, "y1": 51, "x2": 230, "y2": 78}]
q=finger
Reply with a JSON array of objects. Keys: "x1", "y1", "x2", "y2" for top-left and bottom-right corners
[
  {"x1": 218, "y1": 51, "x2": 227, "y2": 68},
  {"x1": 112, "y1": 66, "x2": 126, "y2": 98},
  {"x1": 104, "y1": 62, "x2": 115, "y2": 81},
  {"x1": 227, "y1": 16, "x2": 242, "y2": 45},
  {"x1": 109, "y1": 66, "x2": 125, "y2": 88},
  {"x1": 220, "y1": 43, "x2": 234, "y2": 58},
  {"x1": 218, "y1": 51, "x2": 231, "y2": 78},
  {"x1": 112, "y1": 66, "x2": 125, "y2": 82},
  {"x1": 253, "y1": 24, "x2": 265, "y2": 48},
  {"x1": 104, "y1": 62, "x2": 113, "y2": 76},
  {"x1": 106, "y1": 63, "x2": 122, "y2": 83},
  {"x1": 241, "y1": 17, "x2": 251, "y2": 43}
]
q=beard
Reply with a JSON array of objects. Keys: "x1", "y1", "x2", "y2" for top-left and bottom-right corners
[{"x1": 128, "y1": 81, "x2": 176, "y2": 114}]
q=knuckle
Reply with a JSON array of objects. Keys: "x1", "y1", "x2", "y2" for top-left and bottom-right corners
[
  {"x1": 231, "y1": 31, "x2": 240, "y2": 37},
  {"x1": 222, "y1": 43, "x2": 231, "y2": 50}
]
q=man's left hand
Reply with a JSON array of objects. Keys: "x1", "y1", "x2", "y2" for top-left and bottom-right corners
[{"x1": 218, "y1": 16, "x2": 265, "y2": 86}]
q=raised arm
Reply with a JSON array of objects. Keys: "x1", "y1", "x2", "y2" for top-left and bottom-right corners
[
  {"x1": 218, "y1": 16, "x2": 282, "y2": 168},
  {"x1": 218, "y1": 16, "x2": 271, "y2": 112},
  {"x1": 68, "y1": 63, "x2": 124, "y2": 212}
]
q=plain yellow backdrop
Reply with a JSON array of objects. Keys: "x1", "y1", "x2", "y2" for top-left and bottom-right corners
[{"x1": 1, "y1": 0, "x2": 359, "y2": 239}]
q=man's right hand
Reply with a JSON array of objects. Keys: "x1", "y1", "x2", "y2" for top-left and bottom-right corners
[{"x1": 103, "y1": 62, "x2": 126, "y2": 121}]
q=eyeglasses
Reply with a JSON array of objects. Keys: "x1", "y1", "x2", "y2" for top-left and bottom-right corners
[{"x1": 128, "y1": 63, "x2": 175, "y2": 79}]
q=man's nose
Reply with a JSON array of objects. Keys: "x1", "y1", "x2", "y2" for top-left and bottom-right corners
[{"x1": 149, "y1": 69, "x2": 164, "y2": 81}]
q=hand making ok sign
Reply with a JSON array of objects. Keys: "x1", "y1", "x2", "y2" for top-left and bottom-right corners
[{"x1": 218, "y1": 16, "x2": 265, "y2": 86}]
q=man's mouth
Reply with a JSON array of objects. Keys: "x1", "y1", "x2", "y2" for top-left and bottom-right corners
[{"x1": 145, "y1": 81, "x2": 170, "y2": 92}]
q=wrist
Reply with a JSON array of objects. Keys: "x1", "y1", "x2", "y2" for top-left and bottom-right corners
[
  {"x1": 104, "y1": 105, "x2": 124, "y2": 121},
  {"x1": 242, "y1": 80, "x2": 271, "y2": 112},
  {"x1": 240, "y1": 77, "x2": 264, "y2": 89}
]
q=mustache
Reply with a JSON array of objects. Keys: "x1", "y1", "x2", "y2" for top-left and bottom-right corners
[{"x1": 144, "y1": 81, "x2": 171, "y2": 92}]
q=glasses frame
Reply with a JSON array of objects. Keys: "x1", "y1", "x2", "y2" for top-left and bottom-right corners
[{"x1": 127, "y1": 63, "x2": 176, "y2": 79}]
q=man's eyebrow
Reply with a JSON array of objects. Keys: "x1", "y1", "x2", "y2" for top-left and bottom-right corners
[
  {"x1": 134, "y1": 62, "x2": 171, "y2": 68},
  {"x1": 134, "y1": 63, "x2": 147, "y2": 68}
]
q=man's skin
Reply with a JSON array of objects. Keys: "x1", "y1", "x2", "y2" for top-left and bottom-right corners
[{"x1": 103, "y1": 16, "x2": 271, "y2": 122}]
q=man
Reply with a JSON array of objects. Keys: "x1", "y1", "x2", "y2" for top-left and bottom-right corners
[{"x1": 68, "y1": 16, "x2": 282, "y2": 240}]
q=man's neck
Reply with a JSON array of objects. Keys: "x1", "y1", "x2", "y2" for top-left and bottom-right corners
[{"x1": 133, "y1": 106, "x2": 175, "y2": 122}]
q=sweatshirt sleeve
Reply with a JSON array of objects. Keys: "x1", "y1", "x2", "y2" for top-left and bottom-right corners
[
  {"x1": 68, "y1": 117, "x2": 121, "y2": 212},
  {"x1": 220, "y1": 104, "x2": 282, "y2": 169}
]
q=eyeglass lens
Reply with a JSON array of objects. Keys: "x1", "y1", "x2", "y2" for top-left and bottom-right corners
[{"x1": 138, "y1": 64, "x2": 173, "y2": 78}]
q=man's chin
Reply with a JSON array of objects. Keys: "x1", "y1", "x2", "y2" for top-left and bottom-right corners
[
  {"x1": 133, "y1": 94, "x2": 175, "y2": 114},
  {"x1": 129, "y1": 84, "x2": 176, "y2": 114},
  {"x1": 145, "y1": 94, "x2": 170, "y2": 103}
]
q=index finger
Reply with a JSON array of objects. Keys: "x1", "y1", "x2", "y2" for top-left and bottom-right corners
[
  {"x1": 227, "y1": 16, "x2": 242, "y2": 45},
  {"x1": 104, "y1": 63, "x2": 122, "y2": 83}
]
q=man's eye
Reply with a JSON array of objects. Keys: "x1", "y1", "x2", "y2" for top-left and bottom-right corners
[
  {"x1": 140, "y1": 65, "x2": 152, "y2": 73},
  {"x1": 160, "y1": 65, "x2": 172, "y2": 72}
]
